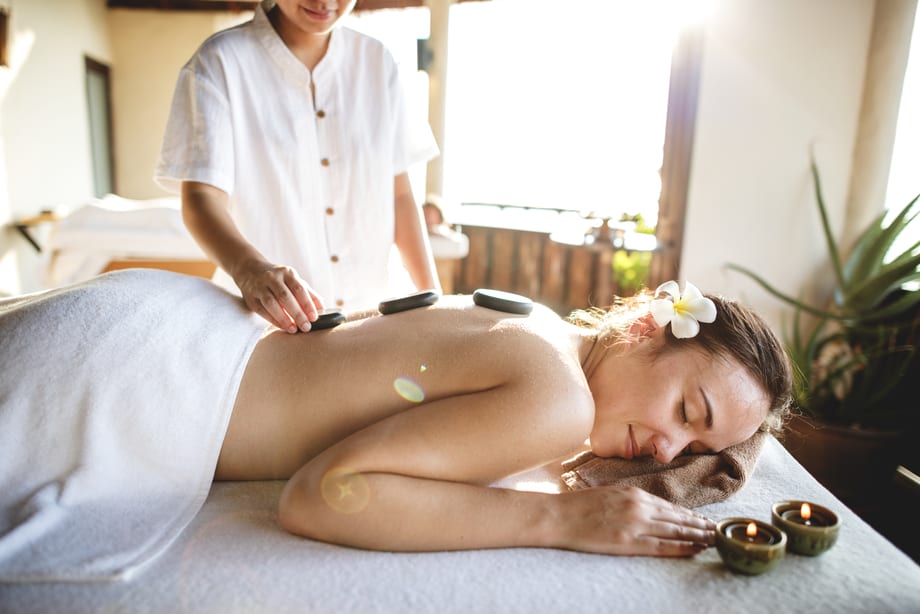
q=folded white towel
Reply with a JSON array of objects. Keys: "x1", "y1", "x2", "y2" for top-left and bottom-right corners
[{"x1": 0, "y1": 269, "x2": 265, "y2": 582}]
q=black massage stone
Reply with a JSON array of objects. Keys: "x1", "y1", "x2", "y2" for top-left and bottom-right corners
[
  {"x1": 472, "y1": 289, "x2": 534, "y2": 315},
  {"x1": 378, "y1": 290, "x2": 441, "y2": 315},
  {"x1": 310, "y1": 309, "x2": 346, "y2": 330}
]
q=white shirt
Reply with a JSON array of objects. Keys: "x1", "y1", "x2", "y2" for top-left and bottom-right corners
[{"x1": 155, "y1": 1, "x2": 438, "y2": 309}]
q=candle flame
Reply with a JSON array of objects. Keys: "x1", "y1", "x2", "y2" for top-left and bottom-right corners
[
  {"x1": 746, "y1": 522, "x2": 757, "y2": 538},
  {"x1": 800, "y1": 502, "x2": 812, "y2": 521}
]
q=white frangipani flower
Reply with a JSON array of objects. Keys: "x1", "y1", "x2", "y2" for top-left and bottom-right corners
[{"x1": 650, "y1": 280, "x2": 717, "y2": 339}]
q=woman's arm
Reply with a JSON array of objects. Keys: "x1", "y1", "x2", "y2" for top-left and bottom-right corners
[
  {"x1": 278, "y1": 378, "x2": 715, "y2": 556},
  {"x1": 181, "y1": 181, "x2": 322, "y2": 332},
  {"x1": 392, "y1": 173, "x2": 441, "y2": 293}
]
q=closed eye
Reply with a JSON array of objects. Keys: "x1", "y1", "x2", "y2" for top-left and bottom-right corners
[{"x1": 679, "y1": 399, "x2": 688, "y2": 424}]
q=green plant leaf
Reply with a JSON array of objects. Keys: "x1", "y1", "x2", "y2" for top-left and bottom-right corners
[
  {"x1": 859, "y1": 290, "x2": 920, "y2": 323},
  {"x1": 883, "y1": 237, "x2": 920, "y2": 270},
  {"x1": 846, "y1": 254, "x2": 920, "y2": 312},
  {"x1": 725, "y1": 263, "x2": 844, "y2": 319},
  {"x1": 811, "y1": 159, "x2": 847, "y2": 294},
  {"x1": 729, "y1": 158, "x2": 919, "y2": 428},
  {"x1": 844, "y1": 192, "x2": 920, "y2": 285},
  {"x1": 838, "y1": 330, "x2": 915, "y2": 415}
]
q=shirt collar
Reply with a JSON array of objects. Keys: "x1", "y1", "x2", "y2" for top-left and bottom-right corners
[{"x1": 253, "y1": 0, "x2": 343, "y2": 89}]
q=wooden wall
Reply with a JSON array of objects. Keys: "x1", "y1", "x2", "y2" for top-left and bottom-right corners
[{"x1": 450, "y1": 225, "x2": 634, "y2": 317}]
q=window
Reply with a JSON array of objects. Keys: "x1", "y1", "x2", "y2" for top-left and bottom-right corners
[
  {"x1": 348, "y1": 1, "x2": 706, "y2": 230},
  {"x1": 885, "y1": 1, "x2": 920, "y2": 262},
  {"x1": 347, "y1": 1, "x2": 707, "y2": 290},
  {"x1": 85, "y1": 56, "x2": 115, "y2": 197},
  {"x1": 442, "y1": 0, "x2": 704, "y2": 236}
]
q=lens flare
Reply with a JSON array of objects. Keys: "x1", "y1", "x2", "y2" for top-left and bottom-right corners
[
  {"x1": 320, "y1": 467, "x2": 370, "y2": 514},
  {"x1": 393, "y1": 377, "x2": 425, "y2": 403}
]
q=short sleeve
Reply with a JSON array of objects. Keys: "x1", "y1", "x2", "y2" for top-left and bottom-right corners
[
  {"x1": 389, "y1": 65, "x2": 439, "y2": 176},
  {"x1": 154, "y1": 64, "x2": 235, "y2": 195}
]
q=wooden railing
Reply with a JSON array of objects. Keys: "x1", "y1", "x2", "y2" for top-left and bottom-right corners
[{"x1": 449, "y1": 225, "x2": 638, "y2": 317}]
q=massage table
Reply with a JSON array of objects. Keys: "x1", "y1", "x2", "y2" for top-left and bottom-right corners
[
  {"x1": 2, "y1": 435, "x2": 918, "y2": 613},
  {"x1": 42, "y1": 194, "x2": 214, "y2": 288}
]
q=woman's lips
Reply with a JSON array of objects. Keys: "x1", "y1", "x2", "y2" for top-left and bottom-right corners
[
  {"x1": 302, "y1": 6, "x2": 333, "y2": 20},
  {"x1": 625, "y1": 425, "x2": 635, "y2": 460}
]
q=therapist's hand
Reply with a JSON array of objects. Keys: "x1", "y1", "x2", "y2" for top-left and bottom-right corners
[
  {"x1": 234, "y1": 259, "x2": 324, "y2": 333},
  {"x1": 179, "y1": 181, "x2": 322, "y2": 333}
]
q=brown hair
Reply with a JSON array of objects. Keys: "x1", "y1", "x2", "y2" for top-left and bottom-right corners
[{"x1": 568, "y1": 291, "x2": 793, "y2": 434}]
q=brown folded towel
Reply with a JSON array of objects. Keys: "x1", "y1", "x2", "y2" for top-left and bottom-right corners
[{"x1": 559, "y1": 432, "x2": 767, "y2": 508}]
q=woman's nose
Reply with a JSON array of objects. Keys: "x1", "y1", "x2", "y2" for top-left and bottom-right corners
[{"x1": 650, "y1": 433, "x2": 686, "y2": 464}]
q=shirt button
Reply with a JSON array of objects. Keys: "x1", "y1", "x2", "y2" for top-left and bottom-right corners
[
  {"x1": 316, "y1": 110, "x2": 326, "y2": 118},
  {"x1": 335, "y1": 299, "x2": 344, "y2": 307},
  {"x1": 325, "y1": 207, "x2": 334, "y2": 216},
  {"x1": 321, "y1": 158, "x2": 330, "y2": 167},
  {"x1": 330, "y1": 255, "x2": 339, "y2": 263}
]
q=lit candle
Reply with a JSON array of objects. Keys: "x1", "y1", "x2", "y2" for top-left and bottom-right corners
[
  {"x1": 726, "y1": 521, "x2": 777, "y2": 545},
  {"x1": 715, "y1": 518, "x2": 787, "y2": 575},
  {"x1": 772, "y1": 500, "x2": 840, "y2": 556},
  {"x1": 779, "y1": 502, "x2": 832, "y2": 527}
]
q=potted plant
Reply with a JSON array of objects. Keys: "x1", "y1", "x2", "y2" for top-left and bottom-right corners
[{"x1": 728, "y1": 160, "x2": 920, "y2": 505}]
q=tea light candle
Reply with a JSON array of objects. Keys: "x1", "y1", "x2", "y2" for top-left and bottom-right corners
[
  {"x1": 715, "y1": 518, "x2": 787, "y2": 575},
  {"x1": 772, "y1": 500, "x2": 840, "y2": 556},
  {"x1": 727, "y1": 520, "x2": 777, "y2": 545},
  {"x1": 779, "y1": 502, "x2": 833, "y2": 526}
]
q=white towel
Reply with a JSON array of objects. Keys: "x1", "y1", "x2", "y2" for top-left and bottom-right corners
[
  {"x1": 0, "y1": 269, "x2": 265, "y2": 582},
  {"x1": 44, "y1": 195, "x2": 207, "y2": 287}
]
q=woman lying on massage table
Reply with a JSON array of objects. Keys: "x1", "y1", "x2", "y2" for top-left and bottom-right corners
[{"x1": 217, "y1": 278, "x2": 792, "y2": 558}]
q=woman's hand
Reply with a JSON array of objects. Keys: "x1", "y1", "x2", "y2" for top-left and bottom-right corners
[
  {"x1": 554, "y1": 486, "x2": 715, "y2": 557},
  {"x1": 180, "y1": 181, "x2": 323, "y2": 333},
  {"x1": 233, "y1": 259, "x2": 324, "y2": 333}
]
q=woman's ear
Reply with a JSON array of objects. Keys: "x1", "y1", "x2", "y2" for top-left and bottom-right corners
[{"x1": 627, "y1": 312, "x2": 659, "y2": 342}]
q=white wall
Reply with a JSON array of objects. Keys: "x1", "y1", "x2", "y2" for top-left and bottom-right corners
[
  {"x1": 0, "y1": 3, "x2": 247, "y2": 295},
  {"x1": 681, "y1": 0, "x2": 877, "y2": 332},
  {"x1": 108, "y1": 9, "x2": 251, "y2": 200},
  {"x1": 0, "y1": 0, "x2": 112, "y2": 294}
]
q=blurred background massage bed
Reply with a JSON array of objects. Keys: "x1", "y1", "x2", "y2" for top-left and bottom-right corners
[
  {"x1": 2, "y1": 436, "x2": 919, "y2": 613},
  {"x1": 43, "y1": 194, "x2": 214, "y2": 287}
]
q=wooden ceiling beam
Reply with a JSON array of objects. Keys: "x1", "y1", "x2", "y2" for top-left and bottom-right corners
[
  {"x1": 356, "y1": 0, "x2": 489, "y2": 10},
  {"x1": 106, "y1": 0, "x2": 489, "y2": 12},
  {"x1": 107, "y1": 1, "x2": 258, "y2": 11}
]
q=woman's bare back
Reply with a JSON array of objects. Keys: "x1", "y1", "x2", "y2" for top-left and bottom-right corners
[{"x1": 216, "y1": 295, "x2": 593, "y2": 481}]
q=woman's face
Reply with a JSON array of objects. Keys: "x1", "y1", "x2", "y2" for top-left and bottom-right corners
[
  {"x1": 588, "y1": 331, "x2": 769, "y2": 462},
  {"x1": 273, "y1": 1, "x2": 357, "y2": 36}
]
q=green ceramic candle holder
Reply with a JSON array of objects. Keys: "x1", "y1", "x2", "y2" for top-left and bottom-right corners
[
  {"x1": 715, "y1": 518, "x2": 787, "y2": 575},
  {"x1": 772, "y1": 500, "x2": 840, "y2": 556}
]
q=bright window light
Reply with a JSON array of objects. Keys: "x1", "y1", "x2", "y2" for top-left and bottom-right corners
[
  {"x1": 348, "y1": 0, "x2": 710, "y2": 232},
  {"x1": 885, "y1": 2, "x2": 920, "y2": 259},
  {"x1": 443, "y1": 0, "x2": 698, "y2": 229}
]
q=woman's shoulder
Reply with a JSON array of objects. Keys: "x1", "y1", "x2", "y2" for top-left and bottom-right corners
[
  {"x1": 510, "y1": 309, "x2": 596, "y2": 443},
  {"x1": 336, "y1": 26, "x2": 390, "y2": 56},
  {"x1": 494, "y1": 305, "x2": 590, "y2": 388},
  {"x1": 184, "y1": 18, "x2": 259, "y2": 74},
  {"x1": 335, "y1": 27, "x2": 399, "y2": 76}
]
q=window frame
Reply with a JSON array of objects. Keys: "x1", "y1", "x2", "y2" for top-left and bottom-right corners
[{"x1": 84, "y1": 55, "x2": 117, "y2": 198}]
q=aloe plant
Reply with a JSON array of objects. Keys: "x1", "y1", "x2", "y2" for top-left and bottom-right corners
[{"x1": 728, "y1": 160, "x2": 920, "y2": 430}]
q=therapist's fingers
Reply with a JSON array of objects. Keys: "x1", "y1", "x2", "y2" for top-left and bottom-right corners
[
  {"x1": 285, "y1": 277, "x2": 325, "y2": 331},
  {"x1": 270, "y1": 276, "x2": 321, "y2": 333},
  {"x1": 246, "y1": 291, "x2": 295, "y2": 333},
  {"x1": 237, "y1": 263, "x2": 309, "y2": 333},
  {"x1": 249, "y1": 300, "x2": 291, "y2": 333}
]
